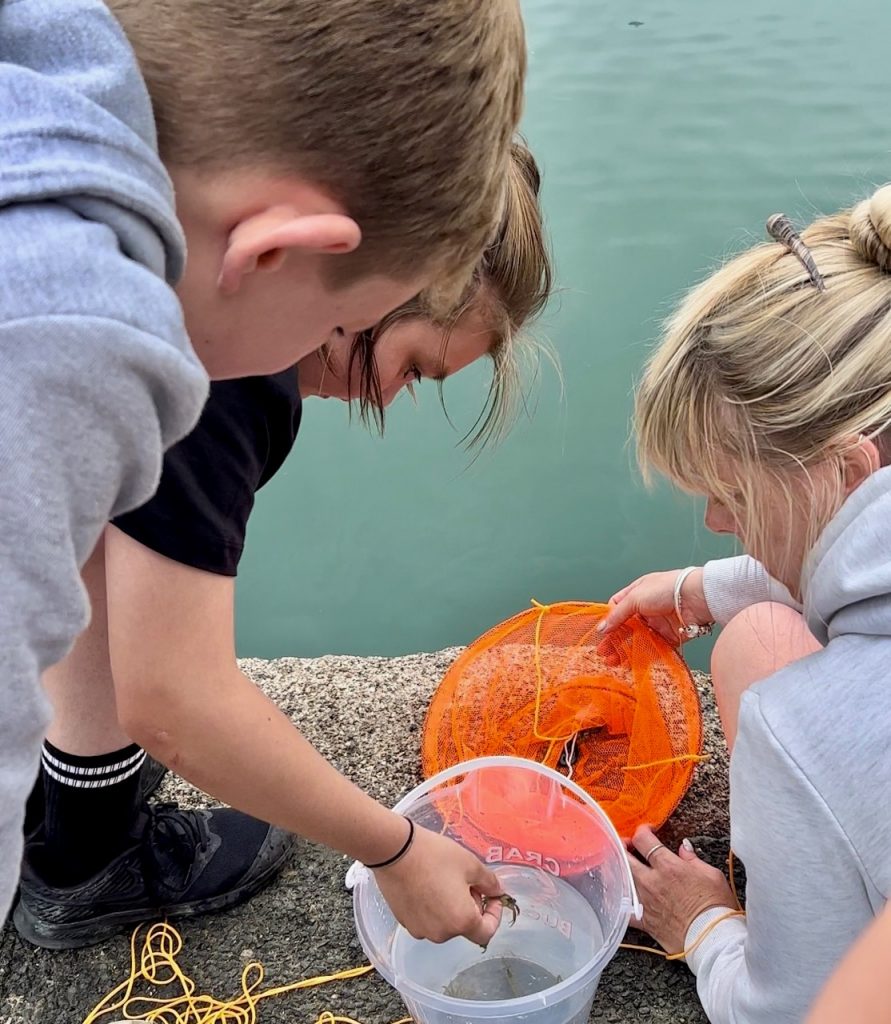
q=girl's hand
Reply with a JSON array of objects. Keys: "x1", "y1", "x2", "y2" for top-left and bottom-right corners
[
  {"x1": 373, "y1": 824, "x2": 505, "y2": 946},
  {"x1": 627, "y1": 825, "x2": 737, "y2": 955},
  {"x1": 599, "y1": 568, "x2": 711, "y2": 645}
]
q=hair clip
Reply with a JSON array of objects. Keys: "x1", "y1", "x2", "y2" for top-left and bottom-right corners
[{"x1": 766, "y1": 213, "x2": 826, "y2": 291}]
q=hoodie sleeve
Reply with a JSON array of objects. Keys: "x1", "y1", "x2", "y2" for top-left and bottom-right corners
[
  {"x1": 702, "y1": 556, "x2": 800, "y2": 626},
  {"x1": 0, "y1": 205, "x2": 207, "y2": 924},
  {"x1": 683, "y1": 689, "x2": 867, "y2": 1024}
]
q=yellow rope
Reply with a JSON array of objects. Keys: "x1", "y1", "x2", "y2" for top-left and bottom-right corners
[
  {"x1": 530, "y1": 600, "x2": 569, "y2": 745},
  {"x1": 86, "y1": 847, "x2": 743, "y2": 1023},
  {"x1": 619, "y1": 909, "x2": 746, "y2": 962},
  {"x1": 620, "y1": 754, "x2": 710, "y2": 772},
  {"x1": 529, "y1": 599, "x2": 602, "y2": 748},
  {"x1": 529, "y1": 599, "x2": 704, "y2": 774},
  {"x1": 81, "y1": 922, "x2": 405, "y2": 1024}
]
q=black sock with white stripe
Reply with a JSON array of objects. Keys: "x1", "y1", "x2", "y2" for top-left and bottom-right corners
[{"x1": 41, "y1": 740, "x2": 144, "y2": 886}]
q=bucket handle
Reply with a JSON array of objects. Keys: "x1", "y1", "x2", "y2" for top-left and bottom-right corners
[
  {"x1": 345, "y1": 860, "x2": 367, "y2": 890},
  {"x1": 346, "y1": 756, "x2": 643, "y2": 919}
]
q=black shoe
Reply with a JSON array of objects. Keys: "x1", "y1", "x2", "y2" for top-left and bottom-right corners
[
  {"x1": 13, "y1": 802, "x2": 294, "y2": 949},
  {"x1": 23, "y1": 754, "x2": 169, "y2": 840},
  {"x1": 139, "y1": 754, "x2": 168, "y2": 801}
]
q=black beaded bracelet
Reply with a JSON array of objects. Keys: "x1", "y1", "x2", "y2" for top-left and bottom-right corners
[{"x1": 366, "y1": 817, "x2": 415, "y2": 870}]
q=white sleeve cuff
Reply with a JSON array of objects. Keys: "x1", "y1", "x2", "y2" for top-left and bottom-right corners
[
  {"x1": 702, "y1": 556, "x2": 800, "y2": 626},
  {"x1": 684, "y1": 905, "x2": 748, "y2": 975}
]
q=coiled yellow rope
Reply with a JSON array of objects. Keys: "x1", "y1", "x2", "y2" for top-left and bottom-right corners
[
  {"x1": 85, "y1": 851, "x2": 743, "y2": 1024},
  {"x1": 81, "y1": 922, "x2": 411, "y2": 1024}
]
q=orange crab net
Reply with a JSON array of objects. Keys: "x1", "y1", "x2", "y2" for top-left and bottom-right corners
[{"x1": 422, "y1": 601, "x2": 704, "y2": 844}]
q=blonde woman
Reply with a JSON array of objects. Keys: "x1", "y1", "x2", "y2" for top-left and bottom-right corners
[{"x1": 601, "y1": 187, "x2": 891, "y2": 1023}]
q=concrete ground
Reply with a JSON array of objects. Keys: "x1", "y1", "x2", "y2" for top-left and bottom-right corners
[{"x1": 0, "y1": 650, "x2": 731, "y2": 1024}]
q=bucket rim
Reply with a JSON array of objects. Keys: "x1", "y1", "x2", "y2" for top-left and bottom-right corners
[
  {"x1": 352, "y1": 756, "x2": 641, "y2": 1015},
  {"x1": 392, "y1": 755, "x2": 640, "y2": 917}
]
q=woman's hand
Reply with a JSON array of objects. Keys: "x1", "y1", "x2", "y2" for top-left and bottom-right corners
[
  {"x1": 599, "y1": 568, "x2": 711, "y2": 645},
  {"x1": 627, "y1": 825, "x2": 738, "y2": 955},
  {"x1": 373, "y1": 824, "x2": 506, "y2": 946}
]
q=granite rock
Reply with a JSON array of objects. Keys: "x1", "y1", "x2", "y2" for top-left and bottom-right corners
[{"x1": 0, "y1": 652, "x2": 730, "y2": 1024}]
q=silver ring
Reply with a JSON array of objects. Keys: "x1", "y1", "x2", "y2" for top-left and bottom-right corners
[
  {"x1": 644, "y1": 843, "x2": 666, "y2": 865},
  {"x1": 679, "y1": 621, "x2": 714, "y2": 640}
]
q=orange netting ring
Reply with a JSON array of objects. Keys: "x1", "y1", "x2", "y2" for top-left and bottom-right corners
[{"x1": 422, "y1": 602, "x2": 703, "y2": 845}]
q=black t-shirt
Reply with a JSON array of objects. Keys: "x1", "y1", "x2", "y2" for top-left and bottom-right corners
[{"x1": 113, "y1": 368, "x2": 302, "y2": 576}]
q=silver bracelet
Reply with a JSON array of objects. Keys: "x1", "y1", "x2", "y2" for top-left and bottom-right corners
[{"x1": 673, "y1": 566, "x2": 714, "y2": 640}]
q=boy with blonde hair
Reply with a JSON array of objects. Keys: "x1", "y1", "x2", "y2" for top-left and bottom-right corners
[{"x1": 0, "y1": 0, "x2": 525, "y2": 925}]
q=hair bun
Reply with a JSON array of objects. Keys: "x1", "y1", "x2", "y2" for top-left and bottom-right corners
[{"x1": 850, "y1": 183, "x2": 891, "y2": 272}]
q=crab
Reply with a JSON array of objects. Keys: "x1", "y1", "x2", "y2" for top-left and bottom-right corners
[{"x1": 478, "y1": 893, "x2": 520, "y2": 952}]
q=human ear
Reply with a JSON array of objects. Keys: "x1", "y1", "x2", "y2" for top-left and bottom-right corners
[
  {"x1": 841, "y1": 435, "x2": 882, "y2": 497},
  {"x1": 217, "y1": 205, "x2": 361, "y2": 294}
]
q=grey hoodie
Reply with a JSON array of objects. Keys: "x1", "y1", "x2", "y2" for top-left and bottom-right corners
[
  {"x1": 686, "y1": 467, "x2": 891, "y2": 1022},
  {"x1": 0, "y1": 0, "x2": 208, "y2": 919}
]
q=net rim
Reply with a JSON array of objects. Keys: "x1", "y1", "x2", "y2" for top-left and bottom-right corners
[{"x1": 421, "y1": 601, "x2": 704, "y2": 832}]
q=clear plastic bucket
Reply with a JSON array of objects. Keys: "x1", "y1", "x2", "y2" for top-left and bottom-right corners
[{"x1": 350, "y1": 756, "x2": 640, "y2": 1024}]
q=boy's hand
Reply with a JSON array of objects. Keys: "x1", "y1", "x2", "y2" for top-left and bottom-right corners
[
  {"x1": 372, "y1": 825, "x2": 504, "y2": 946},
  {"x1": 598, "y1": 568, "x2": 711, "y2": 645}
]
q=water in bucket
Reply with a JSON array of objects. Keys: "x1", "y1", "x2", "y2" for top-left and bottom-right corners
[
  {"x1": 351, "y1": 757, "x2": 640, "y2": 1024},
  {"x1": 445, "y1": 957, "x2": 563, "y2": 1002},
  {"x1": 392, "y1": 864, "x2": 605, "y2": 1002}
]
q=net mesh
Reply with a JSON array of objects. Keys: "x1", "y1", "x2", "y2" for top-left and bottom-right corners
[{"x1": 422, "y1": 602, "x2": 703, "y2": 839}]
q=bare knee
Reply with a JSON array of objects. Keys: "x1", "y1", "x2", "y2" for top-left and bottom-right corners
[
  {"x1": 711, "y1": 602, "x2": 819, "y2": 749},
  {"x1": 713, "y1": 602, "x2": 816, "y2": 683}
]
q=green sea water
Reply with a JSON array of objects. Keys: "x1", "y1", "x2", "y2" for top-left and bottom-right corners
[{"x1": 236, "y1": 0, "x2": 890, "y2": 669}]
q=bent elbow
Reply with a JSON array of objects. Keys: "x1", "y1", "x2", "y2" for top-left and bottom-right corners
[{"x1": 116, "y1": 682, "x2": 185, "y2": 768}]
